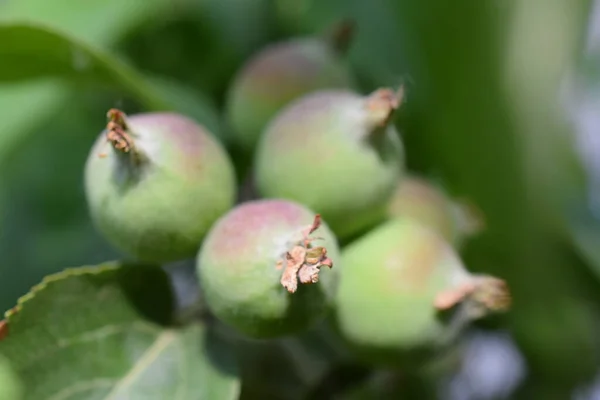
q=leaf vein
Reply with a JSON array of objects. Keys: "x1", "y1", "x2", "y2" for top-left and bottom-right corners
[
  {"x1": 45, "y1": 378, "x2": 114, "y2": 400},
  {"x1": 102, "y1": 330, "x2": 176, "y2": 400},
  {"x1": 16, "y1": 321, "x2": 157, "y2": 372}
]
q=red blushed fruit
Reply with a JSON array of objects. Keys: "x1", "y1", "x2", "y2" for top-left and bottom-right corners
[
  {"x1": 255, "y1": 87, "x2": 405, "y2": 240},
  {"x1": 196, "y1": 199, "x2": 341, "y2": 339},
  {"x1": 225, "y1": 25, "x2": 356, "y2": 154},
  {"x1": 331, "y1": 217, "x2": 510, "y2": 368},
  {"x1": 84, "y1": 109, "x2": 237, "y2": 263}
]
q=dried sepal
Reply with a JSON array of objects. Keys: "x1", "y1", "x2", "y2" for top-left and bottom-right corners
[
  {"x1": 300, "y1": 214, "x2": 323, "y2": 246},
  {"x1": 279, "y1": 215, "x2": 334, "y2": 293},
  {"x1": 433, "y1": 281, "x2": 476, "y2": 311},
  {"x1": 469, "y1": 275, "x2": 512, "y2": 315},
  {"x1": 107, "y1": 108, "x2": 127, "y2": 128},
  {"x1": 433, "y1": 274, "x2": 512, "y2": 319},
  {"x1": 280, "y1": 246, "x2": 307, "y2": 293},
  {"x1": 364, "y1": 86, "x2": 404, "y2": 128},
  {"x1": 298, "y1": 247, "x2": 333, "y2": 285},
  {"x1": 99, "y1": 108, "x2": 137, "y2": 158}
]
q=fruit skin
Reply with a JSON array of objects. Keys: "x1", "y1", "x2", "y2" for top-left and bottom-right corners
[
  {"x1": 225, "y1": 36, "x2": 354, "y2": 153},
  {"x1": 255, "y1": 88, "x2": 405, "y2": 240},
  {"x1": 197, "y1": 199, "x2": 341, "y2": 339},
  {"x1": 84, "y1": 110, "x2": 237, "y2": 263},
  {"x1": 387, "y1": 174, "x2": 484, "y2": 247},
  {"x1": 331, "y1": 217, "x2": 509, "y2": 368}
]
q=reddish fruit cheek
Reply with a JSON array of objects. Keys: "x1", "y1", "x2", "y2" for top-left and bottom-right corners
[{"x1": 207, "y1": 200, "x2": 307, "y2": 263}]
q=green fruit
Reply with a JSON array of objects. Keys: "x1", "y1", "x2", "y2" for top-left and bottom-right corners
[
  {"x1": 84, "y1": 109, "x2": 237, "y2": 263},
  {"x1": 225, "y1": 26, "x2": 355, "y2": 153},
  {"x1": 0, "y1": 354, "x2": 23, "y2": 400},
  {"x1": 332, "y1": 217, "x2": 510, "y2": 368},
  {"x1": 197, "y1": 199, "x2": 341, "y2": 338},
  {"x1": 387, "y1": 174, "x2": 485, "y2": 247},
  {"x1": 255, "y1": 87, "x2": 405, "y2": 240}
]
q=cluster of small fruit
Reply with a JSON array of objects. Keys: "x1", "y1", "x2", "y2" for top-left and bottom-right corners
[{"x1": 83, "y1": 24, "x2": 511, "y2": 368}]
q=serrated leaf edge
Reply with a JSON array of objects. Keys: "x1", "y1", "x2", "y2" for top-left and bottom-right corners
[{"x1": 4, "y1": 261, "x2": 122, "y2": 321}]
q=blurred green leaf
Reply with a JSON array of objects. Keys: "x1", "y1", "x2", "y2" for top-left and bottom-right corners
[
  {"x1": 0, "y1": 262, "x2": 240, "y2": 400},
  {"x1": 388, "y1": 0, "x2": 598, "y2": 393},
  {"x1": 0, "y1": 0, "x2": 192, "y2": 170},
  {"x1": 0, "y1": 22, "x2": 169, "y2": 108},
  {"x1": 0, "y1": 0, "x2": 178, "y2": 47},
  {"x1": 0, "y1": 354, "x2": 23, "y2": 400},
  {"x1": 568, "y1": 211, "x2": 600, "y2": 279},
  {"x1": 0, "y1": 80, "x2": 70, "y2": 164},
  {"x1": 580, "y1": 52, "x2": 600, "y2": 88},
  {"x1": 0, "y1": 0, "x2": 196, "y2": 170}
]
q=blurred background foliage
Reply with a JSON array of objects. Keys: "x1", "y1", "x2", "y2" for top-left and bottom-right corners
[{"x1": 2, "y1": 0, "x2": 600, "y2": 398}]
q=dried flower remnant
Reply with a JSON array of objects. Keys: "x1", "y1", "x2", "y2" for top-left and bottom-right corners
[
  {"x1": 278, "y1": 246, "x2": 306, "y2": 293},
  {"x1": 279, "y1": 214, "x2": 334, "y2": 293},
  {"x1": 468, "y1": 275, "x2": 512, "y2": 317},
  {"x1": 299, "y1": 247, "x2": 333, "y2": 284},
  {"x1": 434, "y1": 275, "x2": 512, "y2": 318},
  {"x1": 98, "y1": 108, "x2": 137, "y2": 158},
  {"x1": 364, "y1": 86, "x2": 404, "y2": 128}
]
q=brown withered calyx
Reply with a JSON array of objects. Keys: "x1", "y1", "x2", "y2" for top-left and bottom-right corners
[{"x1": 277, "y1": 214, "x2": 334, "y2": 293}]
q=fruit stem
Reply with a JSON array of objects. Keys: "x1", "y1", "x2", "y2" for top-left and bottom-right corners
[
  {"x1": 325, "y1": 19, "x2": 357, "y2": 56},
  {"x1": 364, "y1": 86, "x2": 405, "y2": 132}
]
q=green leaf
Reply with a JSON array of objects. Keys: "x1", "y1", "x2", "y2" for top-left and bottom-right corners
[
  {"x1": 0, "y1": 22, "x2": 170, "y2": 109},
  {"x1": 0, "y1": 0, "x2": 192, "y2": 170},
  {"x1": 0, "y1": 0, "x2": 177, "y2": 47},
  {"x1": 388, "y1": 0, "x2": 597, "y2": 391},
  {"x1": 0, "y1": 354, "x2": 23, "y2": 400},
  {"x1": 0, "y1": 262, "x2": 240, "y2": 400}
]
